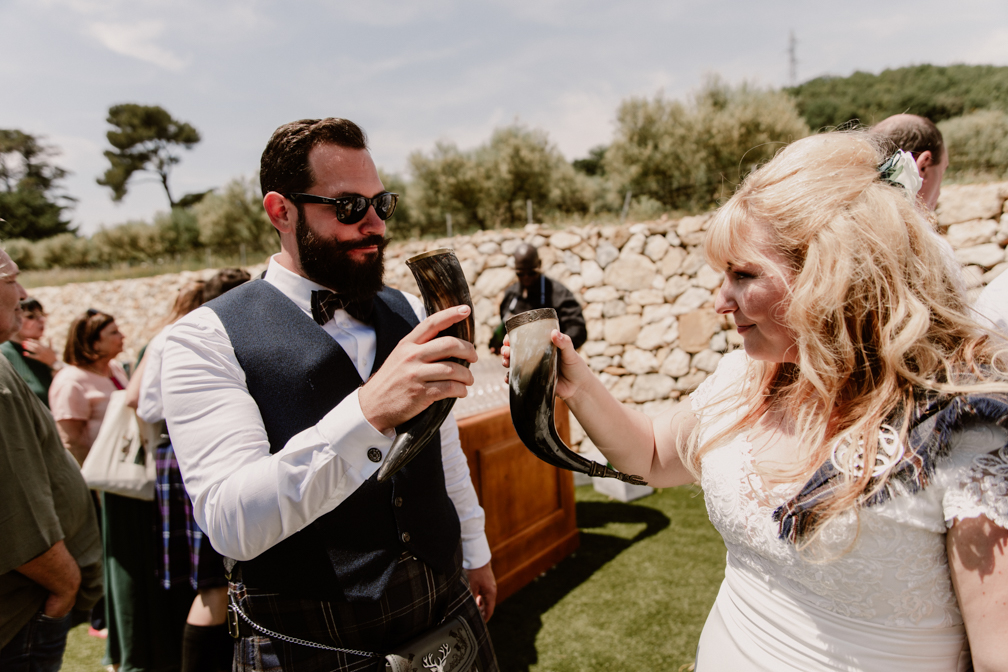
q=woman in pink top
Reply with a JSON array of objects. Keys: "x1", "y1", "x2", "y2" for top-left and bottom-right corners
[{"x1": 49, "y1": 310, "x2": 127, "y2": 466}]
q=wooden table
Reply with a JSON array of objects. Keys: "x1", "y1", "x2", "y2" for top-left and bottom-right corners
[{"x1": 457, "y1": 399, "x2": 580, "y2": 602}]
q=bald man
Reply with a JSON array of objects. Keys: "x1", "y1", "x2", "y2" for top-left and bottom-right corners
[
  {"x1": 491, "y1": 243, "x2": 586, "y2": 352},
  {"x1": 871, "y1": 113, "x2": 949, "y2": 210}
]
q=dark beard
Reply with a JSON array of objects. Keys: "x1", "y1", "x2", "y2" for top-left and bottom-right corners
[{"x1": 295, "y1": 212, "x2": 388, "y2": 300}]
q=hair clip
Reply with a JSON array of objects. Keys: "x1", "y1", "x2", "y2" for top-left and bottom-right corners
[{"x1": 877, "y1": 149, "x2": 923, "y2": 200}]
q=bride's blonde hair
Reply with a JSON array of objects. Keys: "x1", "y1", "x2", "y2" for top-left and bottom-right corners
[{"x1": 688, "y1": 131, "x2": 1008, "y2": 539}]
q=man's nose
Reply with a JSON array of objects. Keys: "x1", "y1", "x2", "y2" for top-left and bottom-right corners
[
  {"x1": 17, "y1": 283, "x2": 27, "y2": 300},
  {"x1": 358, "y1": 205, "x2": 386, "y2": 234}
]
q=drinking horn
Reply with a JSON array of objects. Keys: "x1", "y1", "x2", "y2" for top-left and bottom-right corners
[
  {"x1": 376, "y1": 248, "x2": 475, "y2": 483},
  {"x1": 507, "y1": 308, "x2": 647, "y2": 484}
]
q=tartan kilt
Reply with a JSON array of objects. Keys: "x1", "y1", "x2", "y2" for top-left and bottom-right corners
[{"x1": 232, "y1": 545, "x2": 497, "y2": 672}]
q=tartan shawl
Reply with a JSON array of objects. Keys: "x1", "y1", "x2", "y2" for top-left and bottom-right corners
[{"x1": 772, "y1": 391, "x2": 1008, "y2": 544}]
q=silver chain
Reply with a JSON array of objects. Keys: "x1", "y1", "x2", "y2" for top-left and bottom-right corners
[{"x1": 230, "y1": 601, "x2": 376, "y2": 659}]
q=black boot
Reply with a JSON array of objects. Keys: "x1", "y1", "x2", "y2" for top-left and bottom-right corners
[{"x1": 181, "y1": 623, "x2": 233, "y2": 672}]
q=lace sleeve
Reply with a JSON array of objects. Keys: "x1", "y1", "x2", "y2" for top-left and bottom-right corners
[{"x1": 943, "y1": 444, "x2": 1008, "y2": 530}]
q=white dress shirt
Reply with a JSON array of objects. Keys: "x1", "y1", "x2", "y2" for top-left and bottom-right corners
[{"x1": 159, "y1": 256, "x2": 490, "y2": 569}]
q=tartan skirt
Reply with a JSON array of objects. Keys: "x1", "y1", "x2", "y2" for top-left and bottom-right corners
[
  {"x1": 156, "y1": 442, "x2": 227, "y2": 591},
  {"x1": 231, "y1": 546, "x2": 497, "y2": 672}
]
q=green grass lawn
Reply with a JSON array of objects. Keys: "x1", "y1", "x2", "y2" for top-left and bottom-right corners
[
  {"x1": 488, "y1": 484, "x2": 725, "y2": 672},
  {"x1": 58, "y1": 484, "x2": 725, "y2": 672}
]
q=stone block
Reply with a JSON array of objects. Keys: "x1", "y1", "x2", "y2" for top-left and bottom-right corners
[
  {"x1": 680, "y1": 249, "x2": 707, "y2": 275},
  {"x1": 663, "y1": 275, "x2": 691, "y2": 302},
  {"x1": 477, "y1": 242, "x2": 500, "y2": 255},
  {"x1": 670, "y1": 287, "x2": 712, "y2": 315},
  {"x1": 630, "y1": 289, "x2": 664, "y2": 306},
  {"x1": 661, "y1": 247, "x2": 686, "y2": 276},
  {"x1": 955, "y1": 243, "x2": 1005, "y2": 268},
  {"x1": 631, "y1": 373, "x2": 675, "y2": 402},
  {"x1": 644, "y1": 235, "x2": 670, "y2": 261},
  {"x1": 609, "y1": 374, "x2": 635, "y2": 401},
  {"x1": 603, "y1": 344, "x2": 625, "y2": 356},
  {"x1": 460, "y1": 258, "x2": 483, "y2": 285},
  {"x1": 642, "y1": 303, "x2": 674, "y2": 325},
  {"x1": 582, "y1": 340, "x2": 608, "y2": 356},
  {"x1": 676, "y1": 215, "x2": 710, "y2": 246},
  {"x1": 622, "y1": 232, "x2": 647, "y2": 255},
  {"x1": 694, "y1": 265, "x2": 724, "y2": 290},
  {"x1": 589, "y1": 356, "x2": 613, "y2": 371},
  {"x1": 580, "y1": 260, "x2": 604, "y2": 287},
  {"x1": 596, "y1": 241, "x2": 620, "y2": 269},
  {"x1": 946, "y1": 219, "x2": 998, "y2": 248},
  {"x1": 473, "y1": 297, "x2": 497, "y2": 326},
  {"x1": 659, "y1": 348, "x2": 691, "y2": 377},
  {"x1": 485, "y1": 253, "x2": 509, "y2": 268},
  {"x1": 623, "y1": 346, "x2": 659, "y2": 374},
  {"x1": 604, "y1": 253, "x2": 658, "y2": 291},
  {"x1": 563, "y1": 250, "x2": 582, "y2": 273},
  {"x1": 584, "y1": 285, "x2": 620, "y2": 304},
  {"x1": 550, "y1": 231, "x2": 582, "y2": 250},
  {"x1": 709, "y1": 332, "x2": 728, "y2": 353},
  {"x1": 604, "y1": 314, "x2": 642, "y2": 345},
  {"x1": 572, "y1": 241, "x2": 596, "y2": 260},
  {"x1": 603, "y1": 300, "x2": 627, "y2": 318},
  {"x1": 692, "y1": 349, "x2": 723, "y2": 373},
  {"x1": 937, "y1": 183, "x2": 1007, "y2": 226},
  {"x1": 678, "y1": 309, "x2": 720, "y2": 353},
  {"x1": 565, "y1": 274, "x2": 584, "y2": 294},
  {"x1": 500, "y1": 238, "x2": 521, "y2": 255},
  {"x1": 602, "y1": 226, "x2": 631, "y2": 251},
  {"x1": 583, "y1": 302, "x2": 603, "y2": 320}
]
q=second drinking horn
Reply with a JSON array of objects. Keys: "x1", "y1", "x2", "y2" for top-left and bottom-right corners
[
  {"x1": 376, "y1": 248, "x2": 475, "y2": 483},
  {"x1": 507, "y1": 308, "x2": 647, "y2": 484}
]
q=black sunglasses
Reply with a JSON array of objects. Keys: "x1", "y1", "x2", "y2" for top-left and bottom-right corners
[{"x1": 286, "y1": 191, "x2": 398, "y2": 225}]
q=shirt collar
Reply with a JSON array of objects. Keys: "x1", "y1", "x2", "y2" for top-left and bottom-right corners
[{"x1": 262, "y1": 255, "x2": 328, "y2": 318}]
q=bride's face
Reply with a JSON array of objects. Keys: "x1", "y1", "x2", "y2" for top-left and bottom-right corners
[{"x1": 714, "y1": 223, "x2": 797, "y2": 364}]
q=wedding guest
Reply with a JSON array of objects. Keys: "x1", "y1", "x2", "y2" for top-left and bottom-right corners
[{"x1": 1, "y1": 298, "x2": 60, "y2": 407}]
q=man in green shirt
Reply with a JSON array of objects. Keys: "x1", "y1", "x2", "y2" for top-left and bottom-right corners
[
  {"x1": 0, "y1": 247, "x2": 103, "y2": 671},
  {"x1": 1, "y1": 297, "x2": 58, "y2": 407}
]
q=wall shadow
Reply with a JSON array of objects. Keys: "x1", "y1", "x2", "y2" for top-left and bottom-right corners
[{"x1": 487, "y1": 499, "x2": 670, "y2": 671}]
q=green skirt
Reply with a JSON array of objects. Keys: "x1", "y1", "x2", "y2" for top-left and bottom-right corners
[{"x1": 100, "y1": 492, "x2": 194, "y2": 672}]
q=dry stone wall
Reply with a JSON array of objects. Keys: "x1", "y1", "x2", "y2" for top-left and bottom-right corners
[{"x1": 24, "y1": 181, "x2": 1008, "y2": 451}]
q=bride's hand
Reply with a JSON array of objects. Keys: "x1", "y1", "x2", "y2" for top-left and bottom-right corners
[
  {"x1": 549, "y1": 329, "x2": 587, "y2": 401},
  {"x1": 500, "y1": 331, "x2": 586, "y2": 401}
]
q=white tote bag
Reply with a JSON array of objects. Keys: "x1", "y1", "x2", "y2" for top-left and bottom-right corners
[{"x1": 80, "y1": 390, "x2": 157, "y2": 500}]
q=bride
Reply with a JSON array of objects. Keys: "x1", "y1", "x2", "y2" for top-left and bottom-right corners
[{"x1": 504, "y1": 131, "x2": 1008, "y2": 671}]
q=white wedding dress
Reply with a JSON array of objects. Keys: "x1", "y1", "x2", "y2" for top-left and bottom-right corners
[{"x1": 691, "y1": 351, "x2": 1008, "y2": 671}]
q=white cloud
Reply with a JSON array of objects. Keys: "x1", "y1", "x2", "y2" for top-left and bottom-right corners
[{"x1": 88, "y1": 20, "x2": 186, "y2": 71}]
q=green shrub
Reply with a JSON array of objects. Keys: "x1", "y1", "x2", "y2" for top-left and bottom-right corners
[
  {"x1": 34, "y1": 233, "x2": 93, "y2": 268},
  {"x1": 193, "y1": 177, "x2": 274, "y2": 254},
  {"x1": 606, "y1": 78, "x2": 809, "y2": 211},
  {"x1": 787, "y1": 64, "x2": 1008, "y2": 130},
  {"x1": 1, "y1": 238, "x2": 39, "y2": 270},
  {"x1": 91, "y1": 220, "x2": 166, "y2": 265},
  {"x1": 940, "y1": 109, "x2": 1008, "y2": 180},
  {"x1": 408, "y1": 123, "x2": 595, "y2": 234}
]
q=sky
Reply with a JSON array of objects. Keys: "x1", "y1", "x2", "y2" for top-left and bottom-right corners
[{"x1": 3, "y1": 0, "x2": 1008, "y2": 236}]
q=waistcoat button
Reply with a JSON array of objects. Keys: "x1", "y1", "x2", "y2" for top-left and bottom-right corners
[
  {"x1": 401, "y1": 532, "x2": 411, "y2": 543},
  {"x1": 394, "y1": 496, "x2": 403, "y2": 508}
]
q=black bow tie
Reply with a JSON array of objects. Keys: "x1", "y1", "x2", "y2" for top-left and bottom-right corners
[{"x1": 310, "y1": 290, "x2": 374, "y2": 326}]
